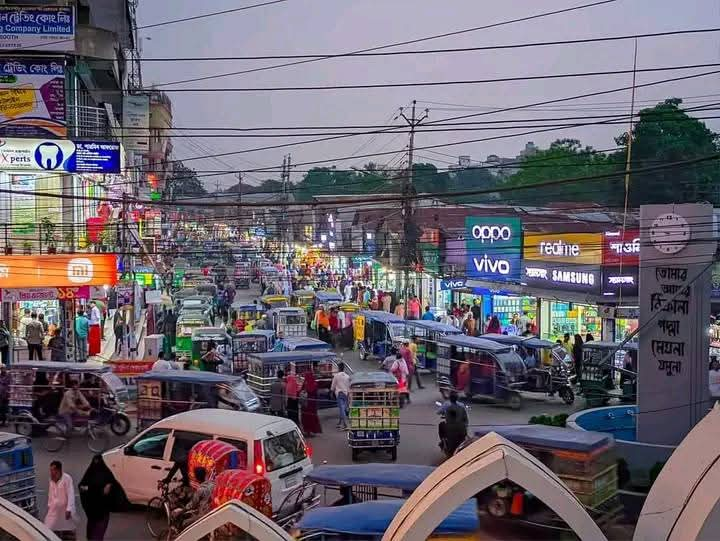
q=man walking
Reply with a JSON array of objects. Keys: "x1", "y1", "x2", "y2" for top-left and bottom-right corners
[
  {"x1": 74, "y1": 310, "x2": 89, "y2": 362},
  {"x1": 87, "y1": 301, "x2": 102, "y2": 357},
  {"x1": 408, "y1": 335, "x2": 425, "y2": 389},
  {"x1": 45, "y1": 460, "x2": 77, "y2": 540},
  {"x1": 269, "y1": 370, "x2": 286, "y2": 417},
  {"x1": 25, "y1": 312, "x2": 44, "y2": 360},
  {"x1": 331, "y1": 362, "x2": 350, "y2": 430}
]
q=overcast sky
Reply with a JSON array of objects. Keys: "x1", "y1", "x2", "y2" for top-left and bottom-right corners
[{"x1": 137, "y1": 0, "x2": 720, "y2": 191}]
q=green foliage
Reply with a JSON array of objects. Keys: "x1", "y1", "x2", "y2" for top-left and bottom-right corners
[
  {"x1": 294, "y1": 165, "x2": 392, "y2": 201},
  {"x1": 167, "y1": 161, "x2": 207, "y2": 198},
  {"x1": 528, "y1": 414, "x2": 568, "y2": 427}
]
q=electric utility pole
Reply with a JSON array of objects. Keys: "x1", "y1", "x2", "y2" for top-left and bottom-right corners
[
  {"x1": 399, "y1": 100, "x2": 428, "y2": 310},
  {"x1": 280, "y1": 155, "x2": 291, "y2": 262}
]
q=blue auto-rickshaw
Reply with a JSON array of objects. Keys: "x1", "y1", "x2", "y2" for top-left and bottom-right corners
[
  {"x1": 314, "y1": 291, "x2": 344, "y2": 311},
  {"x1": 294, "y1": 498, "x2": 479, "y2": 540},
  {"x1": 230, "y1": 329, "x2": 275, "y2": 374},
  {"x1": 282, "y1": 336, "x2": 332, "y2": 351},
  {"x1": 404, "y1": 320, "x2": 463, "y2": 371},
  {"x1": 356, "y1": 310, "x2": 406, "y2": 360},
  {"x1": 0, "y1": 433, "x2": 36, "y2": 515}
]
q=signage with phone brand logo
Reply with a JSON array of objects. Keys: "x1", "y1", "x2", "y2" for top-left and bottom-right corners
[
  {"x1": 522, "y1": 261, "x2": 601, "y2": 294},
  {"x1": 465, "y1": 216, "x2": 522, "y2": 282},
  {"x1": 0, "y1": 255, "x2": 117, "y2": 289},
  {"x1": 440, "y1": 279, "x2": 467, "y2": 290},
  {"x1": 524, "y1": 232, "x2": 602, "y2": 265},
  {"x1": 603, "y1": 229, "x2": 640, "y2": 266}
]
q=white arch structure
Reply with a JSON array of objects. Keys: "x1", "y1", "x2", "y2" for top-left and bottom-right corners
[
  {"x1": 0, "y1": 499, "x2": 59, "y2": 541},
  {"x1": 382, "y1": 432, "x2": 607, "y2": 541},
  {"x1": 175, "y1": 499, "x2": 292, "y2": 541},
  {"x1": 634, "y1": 402, "x2": 720, "y2": 541}
]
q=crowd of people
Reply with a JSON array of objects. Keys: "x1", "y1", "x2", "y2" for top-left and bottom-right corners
[{"x1": 268, "y1": 368, "x2": 324, "y2": 436}]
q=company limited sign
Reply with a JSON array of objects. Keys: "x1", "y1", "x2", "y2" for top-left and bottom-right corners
[
  {"x1": 0, "y1": 7, "x2": 75, "y2": 53},
  {"x1": 524, "y1": 232, "x2": 602, "y2": 265},
  {"x1": 0, "y1": 138, "x2": 120, "y2": 173},
  {"x1": 603, "y1": 230, "x2": 640, "y2": 266},
  {"x1": 465, "y1": 216, "x2": 522, "y2": 282},
  {"x1": 522, "y1": 261, "x2": 601, "y2": 294}
]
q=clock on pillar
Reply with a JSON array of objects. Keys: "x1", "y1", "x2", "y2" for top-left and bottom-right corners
[{"x1": 649, "y1": 212, "x2": 691, "y2": 255}]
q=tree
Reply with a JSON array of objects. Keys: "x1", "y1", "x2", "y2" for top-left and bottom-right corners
[
  {"x1": 617, "y1": 98, "x2": 719, "y2": 206},
  {"x1": 166, "y1": 161, "x2": 207, "y2": 199},
  {"x1": 503, "y1": 138, "x2": 623, "y2": 205},
  {"x1": 294, "y1": 165, "x2": 391, "y2": 201}
]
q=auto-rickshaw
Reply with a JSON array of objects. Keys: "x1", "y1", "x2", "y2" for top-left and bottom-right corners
[
  {"x1": 8, "y1": 361, "x2": 131, "y2": 437},
  {"x1": 436, "y1": 335, "x2": 527, "y2": 409},
  {"x1": 229, "y1": 301, "x2": 263, "y2": 327},
  {"x1": 579, "y1": 341, "x2": 637, "y2": 407},
  {"x1": 175, "y1": 311, "x2": 212, "y2": 357},
  {"x1": 472, "y1": 424, "x2": 621, "y2": 532},
  {"x1": 282, "y1": 336, "x2": 332, "y2": 351},
  {"x1": 172, "y1": 287, "x2": 198, "y2": 306},
  {"x1": 268, "y1": 306, "x2": 307, "y2": 337},
  {"x1": 180, "y1": 295, "x2": 212, "y2": 315},
  {"x1": 246, "y1": 351, "x2": 340, "y2": 409},
  {"x1": 356, "y1": 310, "x2": 406, "y2": 360},
  {"x1": 314, "y1": 291, "x2": 343, "y2": 311},
  {"x1": 260, "y1": 294, "x2": 290, "y2": 310},
  {"x1": 404, "y1": 320, "x2": 463, "y2": 371},
  {"x1": 231, "y1": 329, "x2": 275, "y2": 374},
  {"x1": 0, "y1": 432, "x2": 37, "y2": 515},
  {"x1": 291, "y1": 289, "x2": 316, "y2": 322},
  {"x1": 135, "y1": 371, "x2": 260, "y2": 429},
  {"x1": 481, "y1": 333, "x2": 575, "y2": 405},
  {"x1": 190, "y1": 327, "x2": 232, "y2": 371},
  {"x1": 196, "y1": 282, "x2": 218, "y2": 298},
  {"x1": 348, "y1": 371, "x2": 400, "y2": 461},
  {"x1": 234, "y1": 262, "x2": 251, "y2": 289}
]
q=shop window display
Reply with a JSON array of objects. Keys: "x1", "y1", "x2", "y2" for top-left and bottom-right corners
[{"x1": 548, "y1": 302, "x2": 601, "y2": 341}]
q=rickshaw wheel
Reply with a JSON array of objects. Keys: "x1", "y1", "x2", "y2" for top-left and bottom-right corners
[
  {"x1": 559, "y1": 387, "x2": 575, "y2": 405},
  {"x1": 508, "y1": 393, "x2": 522, "y2": 410},
  {"x1": 44, "y1": 423, "x2": 68, "y2": 453},
  {"x1": 15, "y1": 421, "x2": 33, "y2": 437},
  {"x1": 351, "y1": 448, "x2": 359, "y2": 462},
  {"x1": 110, "y1": 413, "x2": 131, "y2": 436}
]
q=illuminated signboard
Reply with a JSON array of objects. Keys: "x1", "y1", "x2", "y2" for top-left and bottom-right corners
[
  {"x1": 524, "y1": 232, "x2": 603, "y2": 265},
  {"x1": 603, "y1": 229, "x2": 640, "y2": 266},
  {"x1": 0, "y1": 254, "x2": 117, "y2": 288},
  {"x1": 465, "y1": 217, "x2": 522, "y2": 282},
  {"x1": 522, "y1": 261, "x2": 601, "y2": 294},
  {"x1": 602, "y1": 266, "x2": 639, "y2": 297}
]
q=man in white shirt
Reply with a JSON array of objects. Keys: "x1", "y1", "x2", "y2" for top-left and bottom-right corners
[
  {"x1": 45, "y1": 460, "x2": 77, "y2": 539},
  {"x1": 330, "y1": 362, "x2": 351, "y2": 430}
]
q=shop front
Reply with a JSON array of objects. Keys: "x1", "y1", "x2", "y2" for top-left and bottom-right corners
[
  {"x1": 0, "y1": 254, "x2": 118, "y2": 362},
  {"x1": 600, "y1": 229, "x2": 640, "y2": 342},
  {"x1": 523, "y1": 232, "x2": 604, "y2": 341}
]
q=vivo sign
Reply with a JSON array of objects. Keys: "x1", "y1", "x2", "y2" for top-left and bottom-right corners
[
  {"x1": 465, "y1": 217, "x2": 521, "y2": 282},
  {"x1": 440, "y1": 279, "x2": 466, "y2": 290}
]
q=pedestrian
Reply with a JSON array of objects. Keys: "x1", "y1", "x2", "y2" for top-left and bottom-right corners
[
  {"x1": 572, "y1": 334, "x2": 584, "y2": 376},
  {"x1": 408, "y1": 335, "x2": 425, "y2": 389},
  {"x1": 394, "y1": 300, "x2": 405, "y2": 318},
  {"x1": 285, "y1": 369, "x2": 300, "y2": 425},
  {"x1": 562, "y1": 332, "x2": 572, "y2": 352},
  {"x1": 381, "y1": 292, "x2": 392, "y2": 312},
  {"x1": 316, "y1": 306, "x2": 331, "y2": 344},
  {"x1": 25, "y1": 312, "x2": 44, "y2": 360},
  {"x1": 45, "y1": 460, "x2": 77, "y2": 540},
  {"x1": 329, "y1": 308, "x2": 341, "y2": 348},
  {"x1": 518, "y1": 311, "x2": 531, "y2": 335},
  {"x1": 269, "y1": 370, "x2": 286, "y2": 417},
  {"x1": 331, "y1": 362, "x2": 350, "y2": 430},
  {"x1": 521, "y1": 323, "x2": 534, "y2": 337},
  {"x1": 272, "y1": 331, "x2": 288, "y2": 352},
  {"x1": 74, "y1": 310, "x2": 89, "y2": 362},
  {"x1": 408, "y1": 295, "x2": 421, "y2": 320},
  {"x1": 114, "y1": 312, "x2": 127, "y2": 356},
  {"x1": 49, "y1": 328, "x2": 66, "y2": 362},
  {"x1": 0, "y1": 320, "x2": 10, "y2": 366},
  {"x1": 486, "y1": 315, "x2": 501, "y2": 334},
  {"x1": 585, "y1": 333, "x2": 594, "y2": 343},
  {"x1": 87, "y1": 301, "x2": 102, "y2": 357},
  {"x1": 381, "y1": 348, "x2": 397, "y2": 372},
  {"x1": 390, "y1": 351, "x2": 409, "y2": 399},
  {"x1": 421, "y1": 305, "x2": 435, "y2": 321},
  {"x1": 300, "y1": 371, "x2": 322, "y2": 436},
  {"x1": 0, "y1": 364, "x2": 9, "y2": 426},
  {"x1": 79, "y1": 455, "x2": 118, "y2": 541},
  {"x1": 38, "y1": 312, "x2": 49, "y2": 334},
  {"x1": 471, "y1": 300, "x2": 482, "y2": 334},
  {"x1": 462, "y1": 313, "x2": 476, "y2": 336}
]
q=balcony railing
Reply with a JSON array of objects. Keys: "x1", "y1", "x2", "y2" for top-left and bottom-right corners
[{"x1": 66, "y1": 104, "x2": 112, "y2": 140}]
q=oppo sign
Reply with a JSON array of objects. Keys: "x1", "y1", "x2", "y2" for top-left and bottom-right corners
[{"x1": 465, "y1": 217, "x2": 522, "y2": 282}]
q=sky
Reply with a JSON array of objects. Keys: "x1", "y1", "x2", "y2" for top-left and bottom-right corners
[{"x1": 137, "y1": 0, "x2": 720, "y2": 191}]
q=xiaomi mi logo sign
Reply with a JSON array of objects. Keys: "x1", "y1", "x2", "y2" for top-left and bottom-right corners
[{"x1": 67, "y1": 258, "x2": 94, "y2": 284}]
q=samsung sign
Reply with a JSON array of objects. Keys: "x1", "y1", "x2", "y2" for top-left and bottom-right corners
[
  {"x1": 522, "y1": 261, "x2": 601, "y2": 294},
  {"x1": 465, "y1": 217, "x2": 522, "y2": 282}
]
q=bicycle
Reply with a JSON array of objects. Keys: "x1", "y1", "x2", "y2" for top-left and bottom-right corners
[
  {"x1": 146, "y1": 482, "x2": 193, "y2": 540},
  {"x1": 43, "y1": 411, "x2": 111, "y2": 454}
]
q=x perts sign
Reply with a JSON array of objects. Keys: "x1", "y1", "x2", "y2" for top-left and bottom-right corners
[{"x1": 465, "y1": 217, "x2": 522, "y2": 282}]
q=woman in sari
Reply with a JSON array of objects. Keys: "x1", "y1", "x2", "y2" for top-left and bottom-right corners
[{"x1": 300, "y1": 371, "x2": 322, "y2": 436}]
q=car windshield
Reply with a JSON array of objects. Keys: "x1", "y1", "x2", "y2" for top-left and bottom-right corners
[
  {"x1": 496, "y1": 351, "x2": 527, "y2": 376},
  {"x1": 389, "y1": 323, "x2": 406, "y2": 339},
  {"x1": 263, "y1": 430, "x2": 306, "y2": 472},
  {"x1": 283, "y1": 314, "x2": 305, "y2": 325}
]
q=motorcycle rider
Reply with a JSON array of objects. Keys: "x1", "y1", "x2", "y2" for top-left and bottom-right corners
[{"x1": 438, "y1": 391, "x2": 468, "y2": 456}]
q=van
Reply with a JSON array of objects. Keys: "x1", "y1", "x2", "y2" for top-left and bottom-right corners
[{"x1": 102, "y1": 409, "x2": 312, "y2": 511}]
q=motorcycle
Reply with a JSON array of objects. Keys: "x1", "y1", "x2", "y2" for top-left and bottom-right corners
[{"x1": 435, "y1": 401, "x2": 470, "y2": 458}]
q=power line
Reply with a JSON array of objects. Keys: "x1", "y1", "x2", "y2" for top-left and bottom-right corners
[
  {"x1": 137, "y1": 0, "x2": 291, "y2": 30},
  {"x1": 138, "y1": 28, "x2": 720, "y2": 61},
  {"x1": 152, "y1": 0, "x2": 618, "y2": 86}
]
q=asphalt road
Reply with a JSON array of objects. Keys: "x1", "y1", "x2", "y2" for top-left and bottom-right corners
[{"x1": 27, "y1": 285, "x2": 585, "y2": 540}]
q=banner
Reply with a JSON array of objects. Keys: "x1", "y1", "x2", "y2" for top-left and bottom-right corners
[
  {"x1": 0, "y1": 7, "x2": 74, "y2": 52},
  {"x1": 524, "y1": 232, "x2": 602, "y2": 265},
  {"x1": 1, "y1": 286, "x2": 89, "y2": 302},
  {"x1": 0, "y1": 138, "x2": 120, "y2": 173},
  {"x1": 603, "y1": 230, "x2": 640, "y2": 266},
  {"x1": 122, "y1": 95, "x2": 149, "y2": 152},
  {"x1": 0, "y1": 58, "x2": 65, "y2": 138},
  {"x1": 0, "y1": 254, "x2": 118, "y2": 288},
  {"x1": 465, "y1": 217, "x2": 522, "y2": 282}
]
